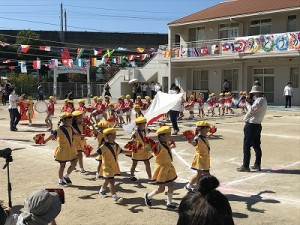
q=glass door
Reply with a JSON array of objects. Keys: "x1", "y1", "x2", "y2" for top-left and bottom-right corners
[{"x1": 253, "y1": 75, "x2": 274, "y2": 103}]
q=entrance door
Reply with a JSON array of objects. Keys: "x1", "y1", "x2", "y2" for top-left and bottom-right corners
[{"x1": 253, "y1": 68, "x2": 274, "y2": 103}]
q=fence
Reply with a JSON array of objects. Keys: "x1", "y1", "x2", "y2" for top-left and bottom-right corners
[{"x1": 16, "y1": 82, "x2": 105, "y2": 100}]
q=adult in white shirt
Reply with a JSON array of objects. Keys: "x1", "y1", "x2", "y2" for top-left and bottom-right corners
[
  {"x1": 8, "y1": 87, "x2": 21, "y2": 131},
  {"x1": 283, "y1": 82, "x2": 293, "y2": 108},
  {"x1": 154, "y1": 82, "x2": 161, "y2": 94},
  {"x1": 149, "y1": 82, "x2": 155, "y2": 99},
  {"x1": 237, "y1": 85, "x2": 267, "y2": 172},
  {"x1": 169, "y1": 86, "x2": 181, "y2": 135},
  {"x1": 142, "y1": 83, "x2": 148, "y2": 99}
]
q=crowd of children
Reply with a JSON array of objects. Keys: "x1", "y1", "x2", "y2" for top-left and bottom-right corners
[{"x1": 25, "y1": 90, "x2": 249, "y2": 210}]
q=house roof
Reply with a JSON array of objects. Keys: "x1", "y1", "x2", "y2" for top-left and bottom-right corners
[{"x1": 169, "y1": 0, "x2": 300, "y2": 26}]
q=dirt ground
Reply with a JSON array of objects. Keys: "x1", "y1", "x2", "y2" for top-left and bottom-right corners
[{"x1": 0, "y1": 101, "x2": 299, "y2": 225}]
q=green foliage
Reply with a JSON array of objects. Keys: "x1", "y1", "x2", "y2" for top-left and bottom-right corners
[
  {"x1": 7, "y1": 73, "x2": 38, "y2": 96},
  {"x1": 15, "y1": 30, "x2": 41, "y2": 45}
]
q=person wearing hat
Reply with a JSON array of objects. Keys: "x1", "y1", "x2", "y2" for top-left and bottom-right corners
[
  {"x1": 124, "y1": 95, "x2": 133, "y2": 124},
  {"x1": 206, "y1": 94, "x2": 215, "y2": 117},
  {"x1": 115, "y1": 96, "x2": 125, "y2": 127},
  {"x1": 103, "y1": 95, "x2": 110, "y2": 110},
  {"x1": 224, "y1": 92, "x2": 234, "y2": 114},
  {"x1": 45, "y1": 96, "x2": 55, "y2": 131},
  {"x1": 144, "y1": 126, "x2": 177, "y2": 210},
  {"x1": 196, "y1": 92, "x2": 205, "y2": 118},
  {"x1": 76, "y1": 99, "x2": 87, "y2": 118},
  {"x1": 184, "y1": 121, "x2": 213, "y2": 191},
  {"x1": 218, "y1": 93, "x2": 226, "y2": 116},
  {"x1": 237, "y1": 85, "x2": 267, "y2": 172},
  {"x1": 186, "y1": 95, "x2": 196, "y2": 119},
  {"x1": 89, "y1": 128, "x2": 132, "y2": 203},
  {"x1": 283, "y1": 82, "x2": 293, "y2": 108},
  {"x1": 135, "y1": 95, "x2": 144, "y2": 109},
  {"x1": 44, "y1": 112, "x2": 78, "y2": 186},
  {"x1": 143, "y1": 96, "x2": 151, "y2": 111},
  {"x1": 61, "y1": 99, "x2": 70, "y2": 112},
  {"x1": 105, "y1": 103, "x2": 117, "y2": 128},
  {"x1": 133, "y1": 104, "x2": 144, "y2": 118},
  {"x1": 129, "y1": 117, "x2": 153, "y2": 182},
  {"x1": 91, "y1": 96, "x2": 98, "y2": 110},
  {"x1": 66, "y1": 100, "x2": 75, "y2": 113},
  {"x1": 92, "y1": 120, "x2": 110, "y2": 179},
  {"x1": 25, "y1": 98, "x2": 34, "y2": 126},
  {"x1": 3, "y1": 189, "x2": 62, "y2": 225},
  {"x1": 72, "y1": 111, "x2": 87, "y2": 174},
  {"x1": 237, "y1": 91, "x2": 247, "y2": 114}
]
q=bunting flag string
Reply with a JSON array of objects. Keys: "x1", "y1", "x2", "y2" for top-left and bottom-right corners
[{"x1": 77, "y1": 48, "x2": 84, "y2": 59}]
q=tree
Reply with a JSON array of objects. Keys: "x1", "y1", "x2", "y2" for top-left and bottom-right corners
[{"x1": 15, "y1": 30, "x2": 41, "y2": 46}]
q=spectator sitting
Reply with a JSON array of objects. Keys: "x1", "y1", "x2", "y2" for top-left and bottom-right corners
[
  {"x1": 177, "y1": 174, "x2": 234, "y2": 225},
  {"x1": 3, "y1": 189, "x2": 62, "y2": 225}
]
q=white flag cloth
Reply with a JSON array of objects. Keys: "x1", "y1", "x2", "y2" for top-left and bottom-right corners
[{"x1": 144, "y1": 91, "x2": 183, "y2": 125}]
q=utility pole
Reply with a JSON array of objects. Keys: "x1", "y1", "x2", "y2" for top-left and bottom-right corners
[
  {"x1": 64, "y1": 9, "x2": 67, "y2": 32},
  {"x1": 60, "y1": 3, "x2": 64, "y2": 42}
]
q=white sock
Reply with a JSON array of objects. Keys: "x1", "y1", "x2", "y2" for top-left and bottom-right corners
[
  {"x1": 148, "y1": 190, "x2": 157, "y2": 199},
  {"x1": 64, "y1": 173, "x2": 69, "y2": 178},
  {"x1": 112, "y1": 194, "x2": 118, "y2": 200},
  {"x1": 59, "y1": 179, "x2": 63, "y2": 182},
  {"x1": 167, "y1": 193, "x2": 173, "y2": 205},
  {"x1": 186, "y1": 183, "x2": 192, "y2": 189},
  {"x1": 100, "y1": 186, "x2": 105, "y2": 192}
]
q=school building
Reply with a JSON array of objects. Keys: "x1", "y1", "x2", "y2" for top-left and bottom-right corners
[{"x1": 109, "y1": 0, "x2": 300, "y2": 106}]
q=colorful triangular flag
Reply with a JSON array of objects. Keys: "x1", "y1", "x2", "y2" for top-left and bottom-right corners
[
  {"x1": 60, "y1": 47, "x2": 70, "y2": 59},
  {"x1": 77, "y1": 48, "x2": 84, "y2": 59},
  {"x1": 33, "y1": 60, "x2": 41, "y2": 70},
  {"x1": 18, "y1": 45, "x2": 30, "y2": 53},
  {"x1": 39, "y1": 46, "x2": 51, "y2": 51},
  {"x1": 93, "y1": 49, "x2": 103, "y2": 56},
  {"x1": 103, "y1": 49, "x2": 115, "y2": 58}
]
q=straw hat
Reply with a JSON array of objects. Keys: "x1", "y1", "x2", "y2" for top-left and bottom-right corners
[
  {"x1": 103, "y1": 128, "x2": 117, "y2": 135},
  {"x1": 60, "y1": 112, "x2": 73, "y2": 119},
  {"x1": 126, "y1": 94, "x2": 131, "y2": 99},
  {"x1": 97, "y1": 120, "x2": 109, "y2": 128},
  {"x1": 133, "y1": 104, "x2": 140, "y2": 109},
  {"x1": 196, "y1": 121, "x2": 210, "y2": 127},
  {"x1": 78, "y1": 99, "x2": 85, "y2": 104},
  {"x1": 93, "y1": 96, "x2": 98, "y2": 100},
  {"x1": 64, "y1": 98, "x2": 69, "y2": 102},
  {"x1": 249, "y1": 85, "x2": 263, "y2": 93},
  {"x1": 72, "y1": 110, "x2": 84, "y2": 117},
  {"x1": 97, "y1": 97, "x2": 103, "y2": 101},
  {"x1": 49, "y1": 96, "x2": 55, "y2": 101},
  {"x1": 135, "y1": 116, "x2": 147, "y2": 124},
  {"x1": 137, "y1": 96, "x2": 141, "y2": 99},
  {"x1": 156, "y1": 126, "x2": 171, "y2": 135}
]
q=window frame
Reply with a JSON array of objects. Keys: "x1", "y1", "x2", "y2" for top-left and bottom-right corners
[
  {"x1": 287, "y1": 15, "x2": 297, "y2": 32},
  {"x1": 290, "y1": 67, "x2": 299, "y2": 88},
  {"x1": 192, "y1": 70, "x2": 209, "y2": 90},
  {"x1": 222, "y1": 69, "x2": 239, "y2": 91},
  {"x1": 250, "y1": 18, "x2": 272, "y2": 35},
  {"x1": 219, "y1": 22, "x2": 239, "y2": 39}
]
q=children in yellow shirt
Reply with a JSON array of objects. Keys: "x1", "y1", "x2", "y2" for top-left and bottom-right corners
[
  {"x1": 89, "y1": 128, "x2": 132, "y2": 204},
  {"x1": 129, "y1": 117, "x2": 153, "y2": 182},
  {"x1": 72, "y1": 110, "x2": 87, "y2": 174},
  {"x1": 44, "y1": 112, "x2": 78, "y2": 186},
  {"x1": 185, "y1": 121, "x2": 212, "y2": 191},
  {"x1": 144, "y1": 126, "x2": 177, "y2": 210},
  {"x1": 92, "y1": 120, "x2": 109, "y2": 179}
]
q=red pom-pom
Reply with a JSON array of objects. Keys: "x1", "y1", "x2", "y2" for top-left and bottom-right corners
[
  {"x1": 83, "y1": 126, "x2": 93, "y2": 137},
  {"x1": 183, "y1": 130, "x2": 195, "y2": 140},
  {"x1": 209, "y1": 126, "x2": 217, "y2": 134},
  {"x1": 33, "y1": 133, "x2": 45, "y2": 145},
  {"x1": 83, "y1": 145, "x2": 93, "y2": 156}
]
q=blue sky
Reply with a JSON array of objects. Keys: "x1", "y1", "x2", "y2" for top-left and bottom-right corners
[{"x1": 0, "y1": 0, "x2": 223, "y2": 33}]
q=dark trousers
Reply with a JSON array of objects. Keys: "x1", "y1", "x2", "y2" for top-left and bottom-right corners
[
  {"x1": 142, "y1": 91, "x2": 147, "y2": 98},
  {"x1": 151, "y1": 91, "x2": 156, "y2": 99},
  {"x1": 38, "y1": 94, "x2": 44, "y2": 101},
  {"x1": 285, "y1": 95, "x2": 291, "y2": 108},
  {"x1": 9, "y1": 108, "x2": 21, "y2": 130},
  {"x1": 2, "y1": 95, "x2": 7, "y2": 105},
  {"x1": 170, "y1": 110, "x2": 179, "y2": 132},
  {"x1": 243, "y1": 123, "x2": 262, "y2": 168}
]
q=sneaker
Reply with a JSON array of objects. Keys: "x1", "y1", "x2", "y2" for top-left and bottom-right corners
[
  {"x1": 80, "y1": 169, "x2": 87, "y2": 174},
  {"x1": 144, "y1": 193, "x2": 152, "y2": 208},
  {"x1": 148, "y1": 179, "x2": 155, "y2": 184},
  {"x1": 58, "y1": 180, "x2": 68, "y2": 186},
  {"x1": 250, "y1": 165, "x2": 262, "y2": 171},
  {"x1": 113, "y1": 197, "x2": 124, "y2": 204},
  {"x1": 99, "y1": 190, "x2": 108, "y2": 198},
  {"x1": 130, "y1": 176, "x2": 138, "y2": 182},
  {"x1": 184, "y1": 184, "x2": 193, "y2": 192},
  {"x1": 236, "y1": 166, "x2": 250, "y2": 172},
  {"x1": 63, "y1": 176, "x2": 72, "y2": 185},
  {"x1": 172, "y1": 131, "x2": 178, "y2": 135},
  {"x1": 166, "y1": 203, "x2": 177, "y2": 210}
]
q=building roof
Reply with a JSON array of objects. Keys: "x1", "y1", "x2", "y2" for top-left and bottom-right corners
[{"x1": 169, "y1": 0, "x2": 300, "y2": 25}]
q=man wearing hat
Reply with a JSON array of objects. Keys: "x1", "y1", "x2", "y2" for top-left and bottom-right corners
[
  {"x1": 237, "y1": 85, "x2": 267, "y2": 172},
  {"x1": 3, "y1": 189, "x2": 61, "y2": 225}
]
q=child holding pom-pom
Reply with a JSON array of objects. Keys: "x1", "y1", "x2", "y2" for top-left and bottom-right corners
[{"x1": 184, "y1": 121, "x2": 213, "y2": 192}]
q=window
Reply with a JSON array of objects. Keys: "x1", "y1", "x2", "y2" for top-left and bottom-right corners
[
  {"x1": 193, "y1": 70, "x2": 209, "y2": 90},
  {"x1": 189, "y1": 27, "x2": 205, "y2": 42},
  {"x1": 290, "y1": 68, "x2": 299, "y2": 88},
  {"x1": 288, "y1": 15, "x2": 297, "y2": 32},
  {"x1": 250, "y1": 19, "x2": 272, "y2": 35},
  {"x1": 223, "y1": 69, "x2": 239, "y2": 91},
  {"x1": 219, "y1": 22, "x2": 239, "y2": 39}
]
